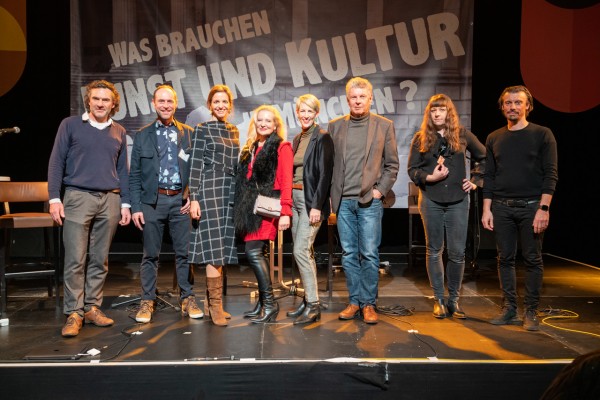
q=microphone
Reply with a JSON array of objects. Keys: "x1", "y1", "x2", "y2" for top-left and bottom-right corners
[{"x1": 0, "y1": 127, "x2": 20, "y2": 136}]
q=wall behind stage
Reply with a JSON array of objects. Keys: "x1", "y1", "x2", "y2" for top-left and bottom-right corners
[{"x1": 0, "y1": 1, "x2": 597, "y2": 266}]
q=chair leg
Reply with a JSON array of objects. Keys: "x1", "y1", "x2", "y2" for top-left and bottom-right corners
[
  {"x1": 1, "y1": 232, "x2": 9, "y2": 315},
  {"x1": 408, "y1": 213, "x2": 413, "y2": 268},
  {"x1": 53, "y1": 226, "x2": 62, "y2": 310}
]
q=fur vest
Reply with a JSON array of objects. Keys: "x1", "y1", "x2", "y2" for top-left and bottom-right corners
[{"x1": 233, "y1": 133, "x2": 282, "y2": 236}]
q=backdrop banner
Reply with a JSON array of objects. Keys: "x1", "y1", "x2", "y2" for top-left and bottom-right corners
[{"x1": 70, "y1": 0, "x2": 474, "y2": 208}]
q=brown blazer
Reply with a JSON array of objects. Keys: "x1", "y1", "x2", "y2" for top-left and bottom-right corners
[{"x1": 328, "y1": 113, "x2": 399, "y2": 214}]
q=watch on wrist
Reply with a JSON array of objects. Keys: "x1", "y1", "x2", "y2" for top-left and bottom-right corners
[{"x1": 538, "y1": 204, "x2": 549, "y2": 212}]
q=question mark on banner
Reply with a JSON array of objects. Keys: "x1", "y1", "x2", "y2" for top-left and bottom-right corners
[{"x1": 400, "y1": 80, "x2": 417, "y2": 110}]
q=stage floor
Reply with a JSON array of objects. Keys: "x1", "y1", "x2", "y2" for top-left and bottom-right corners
[
  {"x1": 1, "y1": 252, "x2": 598, "y2": 363},
  {"x1": 1, "y1": 253, "x2": 599, "y2": 399}
]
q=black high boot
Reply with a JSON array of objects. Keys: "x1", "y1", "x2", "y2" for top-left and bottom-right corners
[
  {"x1": 286, "y1": 298, "x2": 306, "y2": 318},
  {"x1": 293, "y1": 301, "x2": 321, "y2": 325},
  {"x1": 246, "y1": 246, "x2": 279, "y2": 323},
  {"x1": 243, "y1": 299, "x2": 262, "y2": 318}
]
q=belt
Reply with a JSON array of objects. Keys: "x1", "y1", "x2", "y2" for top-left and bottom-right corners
[
  {"x1": 493, "y1": 198, "x2": 538, "y2": 207},
  {"x1": 158, "y1": 188, "x2": 182, "y2": 196},
  {"x1": 292, "y1": 184, "x2": 303, "y2": 190}
]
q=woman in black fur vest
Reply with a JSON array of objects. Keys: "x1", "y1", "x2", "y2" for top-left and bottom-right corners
[{"x1": 234, "y1": 105, "x2": 293, "y2": 323}]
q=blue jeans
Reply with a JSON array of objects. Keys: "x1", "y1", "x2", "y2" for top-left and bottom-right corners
[
  {"x1": 140, "y1": 193, "x2": 193, "y2": 301},
  {"x1": 291, "y1": 189, "x2": 322, "y2": 303},
  {"x1": 492, "y1": 201, "x2": 544, "y2": 310},
  {"x1": 337, "y1": 198, "x2": 383, "y2": 307},
  {"x1": 62, "y1": 190, "x2": 120, "y2": 316},
  {"x1": 418, "y1": 194, "x2": 469, "y2": 303}
]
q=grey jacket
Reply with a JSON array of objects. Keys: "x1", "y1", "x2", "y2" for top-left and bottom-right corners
[{"x1": 328, "y1": 113, "x2": 399, "y2": 213}]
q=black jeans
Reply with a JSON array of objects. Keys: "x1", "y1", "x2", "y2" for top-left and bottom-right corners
[{"x1": 492, "y1": 201, "x2": 544, "y2": 310}]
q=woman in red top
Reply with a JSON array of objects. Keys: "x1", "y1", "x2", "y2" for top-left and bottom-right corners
[{"x1": 233, "y1": 105, "x2": 293, "y2": 323}]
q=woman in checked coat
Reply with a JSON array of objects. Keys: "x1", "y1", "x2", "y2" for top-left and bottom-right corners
[{"x1": 189, "y1": 85, "x2": 239, "y2": 326}]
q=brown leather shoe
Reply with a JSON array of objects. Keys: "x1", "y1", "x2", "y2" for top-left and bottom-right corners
[
  {"x1": 61, "y1": 313, "x2": 83, "y2": 337},
  {"x1": 84, "y1": 306, "x2": 114, "y2": 327},
  {"x1": 338, "y1": 304, "x2": 360, "y2": 320},
  {"x1": 362, "y1": 305, "x2": 378, "y2": 324}
]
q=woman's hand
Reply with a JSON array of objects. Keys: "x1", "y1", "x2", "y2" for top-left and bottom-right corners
[
  {"x1": 278, "y1": 215, "x2": 290, "y2": 231},
  {"x1": 190, "y1": 200, "x2": 201, "y2": 220},
  {"x1": 428, "y1": 163, "x2": 449, "y2": 183},
  {"x1": 462, "y1": 178, "x2": 476, "y2": 193}
]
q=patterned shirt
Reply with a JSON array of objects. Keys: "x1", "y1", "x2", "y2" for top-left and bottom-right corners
[{"x1": 156, "y1": 120, "x2": 182, "y2": 190}]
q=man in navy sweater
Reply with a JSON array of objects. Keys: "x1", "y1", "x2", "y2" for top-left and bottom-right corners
[
  {"x1": 48, "y1": 80, "x2": 131, "y2": 337},
  {"x1": 482, "y1": 85, "x2": 558, "y2": 331}
]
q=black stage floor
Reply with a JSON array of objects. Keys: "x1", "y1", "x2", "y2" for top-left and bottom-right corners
[{"x1": 1, "y1": 252, "x2": 599, "y2": 399}]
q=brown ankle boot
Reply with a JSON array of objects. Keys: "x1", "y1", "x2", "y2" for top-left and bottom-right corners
[
  {"x1": 206, "y1": 276, "x2": 228, "y2": 326},
  {"x1": 204, "y1": 275, "x2": 231, "y2": 320}
]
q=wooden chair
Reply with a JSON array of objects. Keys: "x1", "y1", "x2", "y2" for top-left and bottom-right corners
[{"x1": 0, "y1": 181, "x2": 62, "y2": 316}]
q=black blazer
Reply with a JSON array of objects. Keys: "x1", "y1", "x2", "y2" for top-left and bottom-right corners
[
  {"x1": 129, "y1": 119, "x2": 193, "y2": 213},
  {"x1": 292, "y1": 124, "x2": 334, "y2": 218}
]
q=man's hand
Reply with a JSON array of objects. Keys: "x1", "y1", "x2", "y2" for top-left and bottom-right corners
[
  {"x1": 132, "y1": 211, "x2": 145, "y2": 230},
  {"x1": 180, "y1": 197, "x2": 190, "y2": 214},
  {"x1": 309, "y1": 208, "x2": 321, "y2": 225},
  {"x1": 120, "y1": 207, "x2": 131, "y2": 226},
  {"x1": 481, "y1": 209, "x2": 494, "y2": 231},
  {"x1": 49, "y1": 202, "x2": 65, "y2": 226},
  {"x1": 533, "y1": 209, "x2": 549, "y2": 234}
]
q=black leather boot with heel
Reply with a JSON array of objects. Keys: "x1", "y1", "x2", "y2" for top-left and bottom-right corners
[
  {"x1": 246, "y1": 245, "x2": 279, "y2": 323},
  {"x1": 286, "y1": 298, "x2": 306, "y2": 318},
  {"x1": 243, "y1": 300, "x2": 262, "y2": 318},
  {"x1": 293, "y1": 301, "x2": 320, "y2": 325}
]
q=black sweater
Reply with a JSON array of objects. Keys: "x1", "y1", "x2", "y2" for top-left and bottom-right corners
[{"x1": 482, "y1": 122, "x2": 558, "y2": 200}]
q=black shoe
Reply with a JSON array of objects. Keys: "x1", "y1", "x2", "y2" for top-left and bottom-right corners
[
  {"x1": 447, "y1": 302, "x2": 467, "y2": 319},
  {"x1": 490, "y1": 307, "x2": 521, "y2": 325},
  {"x1": 294, "y1": 301, "x2": 321, "y2": 325},
  {"x1": 523, "y1": 309, "x2": 540, "y2": 331},
  {"x1": 250, "y1": 302, "x2": 279, "y2": 323},
  {"x1": 433, "y1": 299, "x2": 447, "y2": 319},
  {"x1": 286, "y1": 299, "x2": 306, "y2": 318},
  {"x1": 243, "y1": 300, "x2": 262, "y2": 318}
]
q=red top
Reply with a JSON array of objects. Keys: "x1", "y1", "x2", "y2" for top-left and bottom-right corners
[{"x1": 244, "y1": 140, "x2": 293, "y2": 242}]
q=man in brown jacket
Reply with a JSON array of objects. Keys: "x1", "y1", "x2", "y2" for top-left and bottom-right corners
[{"x1": 328, "y1": 77, "x2": 399, "y2": 324}]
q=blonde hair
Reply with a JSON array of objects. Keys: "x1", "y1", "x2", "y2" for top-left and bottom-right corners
[
  {"x1": 244, "y1": 105, "x2": 287, "y2": 150},
  {"x1": 295, "y1": 94, "x2": 320, "y2": 113},
  {"x1": 345, "y1": 77, "x2": 372, "y2": 96},
  {"x1": 417, "y1": 94, "x2": 461, "y2": 153}
]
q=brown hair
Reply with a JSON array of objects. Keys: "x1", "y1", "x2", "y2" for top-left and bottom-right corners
[
  {"x1": 417, "y1": 94, "x2": 461, "y2": 153},
  {"x1": 207, "y1": 85, "x2": 234, "y2": 116},
  {"x1": 497, "y1": 85, "x2": 534, "y2": 116},
  {"x1": 83, "y1": 80, "x2": 120, "y2": 117}
]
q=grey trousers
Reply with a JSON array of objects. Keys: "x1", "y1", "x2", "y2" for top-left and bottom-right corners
[
  {"x1": 291, "y1": 189, "x2": 322, "y2": 302},
  {"x1": 62, "y1": 190, "x2": 120, "y2": 316}
]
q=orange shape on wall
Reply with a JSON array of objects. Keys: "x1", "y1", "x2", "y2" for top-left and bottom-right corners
[
  {"x1": 521, "y1": 0, "x2": 600, "y2": 113},
  {"x1": 0, "y1": 2, "x2": 26, "y2": 97}
]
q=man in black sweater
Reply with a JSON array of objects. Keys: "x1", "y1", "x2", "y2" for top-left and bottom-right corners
[{"x1": 482, "y1": 85, "x2": 558, "y2": 331}]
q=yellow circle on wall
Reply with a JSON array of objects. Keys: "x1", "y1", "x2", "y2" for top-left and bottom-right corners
[{"x1": 0, "y1": 6, "x2": 27, "y2": 97}]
